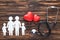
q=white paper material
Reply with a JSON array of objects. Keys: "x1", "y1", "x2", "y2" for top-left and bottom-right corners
[
  {"x1": 7, "y1": 16, "x2": 14, "y2": 36},
  {"x1": 2, "y1": 16, "x2": 27, "y2": 36},
  {"x1": 14, "y1": 16, "x2": 21, "y2": 36},
  {"x1": 21, "y1": 23, "x2": 26, "y2": 35},
  {"x1": 2, "y1": 23, "x2": 7, "y2": 36}
]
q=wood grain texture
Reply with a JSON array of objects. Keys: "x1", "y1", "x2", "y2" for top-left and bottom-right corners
[{"x1": 0, "y1": 0, "x2": 60, "y2": 40}]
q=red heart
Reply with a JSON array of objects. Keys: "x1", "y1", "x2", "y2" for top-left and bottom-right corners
[
  {"x1": 33, "y1": 14, "x2": 40, "y2": 22},
  {"x1": 24, "y1": 11, "x2": 33, "y2": 21}
]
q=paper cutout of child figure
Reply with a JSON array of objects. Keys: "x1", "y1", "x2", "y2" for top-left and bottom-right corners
[
  {"x1": 31, "y1": 29, "x2": 36, "y2": 34},
  {"x1": 14, "y1": 16, "x2": 21, "y2": 36},
  {"x1": 2, "y1": 23, "x2": 7, "y2": 36},
  {"x1": 7, "y1": 16, "x2": 14, "y2": 36},
  {"x1": 21, "y1": 23, "x2": 26, "y2": 35}
]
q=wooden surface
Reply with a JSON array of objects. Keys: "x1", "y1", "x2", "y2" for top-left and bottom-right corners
[{"x1": 0, "y1": 0, "x2": 60, "y2": 40}]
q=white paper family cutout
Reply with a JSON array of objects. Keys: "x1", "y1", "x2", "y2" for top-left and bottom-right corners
[
  {"x1": 14, "y1": 16, "x2": 21, "y2": 36},
  {"x1": 7, "y1": 16, "x2": 14, "y2": 36},
  {"x1": 21, "y1": 23, "x2": 26, "y2": 35},
  {"x1": 2, "y1": 16, "x2": 26, "y2": 36},
  {"x1": 2, "y1": 23, "x2": 7, "y2": 36}
]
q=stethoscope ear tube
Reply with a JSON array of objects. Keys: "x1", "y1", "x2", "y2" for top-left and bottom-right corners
[
  {"x1": 37, "y1": 6, "x2": 59, "y2": 37},
  {"x1": 38, "y1": 21, "x2": 51, "y2": 37},
  {"x1": 47, "y1": 6, "x2": 59, "y2": 28}
]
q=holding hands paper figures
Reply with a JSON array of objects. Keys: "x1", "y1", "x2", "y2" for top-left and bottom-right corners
[
  {"x1": 14, "y1": 16, "x2": 21, "y2": 36},
  {"x1": 2, "y1": 16, "x2": 26, "y2": 36},
  {"x1": 2, "y1": 23, "x2": 7, "y2": 36},
  {"x1": 7, "y1": 16, "x2": 14, "y2": 36}
]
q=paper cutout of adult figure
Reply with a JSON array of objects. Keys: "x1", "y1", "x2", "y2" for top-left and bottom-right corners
[
  {"x1": 7, "y1": 16, "x2": 14, "y2": 36},
  {"x1": 21, "y1": 23, "x2": 26, "y2": 35},
  {"x1": 2, "y1": 23, "x2": 7, "y2": 36},
  {"x1": 14, "y1": 16, "x2": 21, "y2": 36}
]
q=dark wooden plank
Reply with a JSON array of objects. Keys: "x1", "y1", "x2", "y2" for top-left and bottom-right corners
[{"x1": 0, "y1": 0, "x2": 60, "y2": 40}]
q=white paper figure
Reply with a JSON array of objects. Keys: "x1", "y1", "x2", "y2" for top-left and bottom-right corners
[
  {"x1": 7, "y1": 16, "x2": 14, "y2": 36},
  {"x1": 2, "y1": 23, "x2": 7, "y2": 36},
  {"x1": 14, "y1": 16, "x2": 21, "y2": 36},
  {"x1": 31, "y1": 29, "x2": 36, "y2": 34},
  {"x1": 21, "y1": 23, "x2": 26, "y2": 35}
]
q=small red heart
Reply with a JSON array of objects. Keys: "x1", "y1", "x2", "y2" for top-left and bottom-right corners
[
  {"x1": 33, "y1": 14, "x2": 40, "y2": 22},
  {"x1": 24, "y1": 11, "x2": 33, "y2": 21}
]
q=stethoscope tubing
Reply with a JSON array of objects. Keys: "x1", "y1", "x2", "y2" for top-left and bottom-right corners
[{"x1": 38, "y1": 6, "x2": 59, "y2": 37}]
